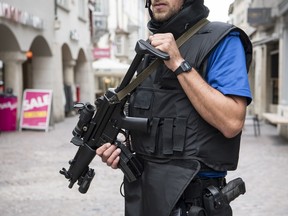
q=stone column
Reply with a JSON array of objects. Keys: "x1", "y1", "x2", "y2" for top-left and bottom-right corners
[
  {"x1": 75, "y1": 61, "x2": 95, "y2": 103},
  {"x1": 63, "y1": 60, "x2": 76, "y2": 101},
  {"x1": 278, "y1": 16, "x2": 288, "y2": 138},
  {"x1": 254, "y1": 45, "x2": 268, "y2": 116},
  {"x1": 279, "y1": 17, "x2": 288, "y2": 106},
  {"x1": 31, "y1": 44, "x2": 65, "y2": 123},
  {"x1": 63, "y1": 60, "x2": 76, "y2": 86}
]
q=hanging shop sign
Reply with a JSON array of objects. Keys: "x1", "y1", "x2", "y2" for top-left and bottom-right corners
[
  {"x1": 0, "y1": 2, "x2": 44, "y2": 30},
  {"x1": 19, "y1": 89, "x2": 53, "y2": 132},
  {"x1": 247, "y1": 8, "x2": 272, "y2": 27},
  {"x1": 92, "y1": 47, "x2": 111, "y2": 59}
]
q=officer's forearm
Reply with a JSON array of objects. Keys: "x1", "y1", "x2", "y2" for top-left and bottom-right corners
[{"x1": 177, "y1": 69, "x2": 246, "y2": 138}]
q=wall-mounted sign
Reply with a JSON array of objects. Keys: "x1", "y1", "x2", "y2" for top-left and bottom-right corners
[
  {"x1": 0, "y1": 2, "x2": 44, "y2": 30},
  {"x1": 70, "y1": 29, "x2": 80, "y2": 41},
  {"x1": 19, "y1": 89, "x2": 53, "y2": 132},
  {"x1": 247, "y1": 8, "x2": 272, "y2": 27}
]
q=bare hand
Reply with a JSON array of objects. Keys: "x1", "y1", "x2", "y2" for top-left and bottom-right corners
[
  {"x1": 96, "y1": 143, "x2": 121, "y2": 169},
  {"x1": 149, "y1": 33, "x2": 184, "y2": 71}
]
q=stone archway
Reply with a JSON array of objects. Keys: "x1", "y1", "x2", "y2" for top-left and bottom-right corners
[
  {"x1": 0, "y1": 24, "x2": 21, "y2": 52},
  {"x1": 27, "y1": 35, "x2": 65, "y2": 123},
  {"x1": 23, "y1": 35, "x2": 53, "y2": 90},
  {"x1": 0, "y1": 24, "x2": 26, "y2": 121}
]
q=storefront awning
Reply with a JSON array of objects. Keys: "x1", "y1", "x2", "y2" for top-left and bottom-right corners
[{"x1": 92, "y1": 58, "x2": 130, "y2": 76}]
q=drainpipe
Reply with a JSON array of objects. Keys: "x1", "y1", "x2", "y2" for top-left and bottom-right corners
[
  {"x1": 54, "y1": 0, "x2": 58, "y2": 20},
  {"x1": 54, "y1": 0, "x2": 61, "y2": 30}
]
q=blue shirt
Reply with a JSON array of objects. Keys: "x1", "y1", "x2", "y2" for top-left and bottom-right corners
[{"x1": 206, "y1": 31, "x2": 252, "y2": 105}]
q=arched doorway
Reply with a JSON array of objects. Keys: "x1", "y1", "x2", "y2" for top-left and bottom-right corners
[
  {"x1": 0, "y1": 24, "x2": 23, "y2": 98},
  {"x1": 23, "y1": 35, "x2": 53, "y2": 90},
  {"x1": 62, "y1": 44, "x2": 75, "y2": 116}
]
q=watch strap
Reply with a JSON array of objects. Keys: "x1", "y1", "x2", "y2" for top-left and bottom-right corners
[{"x1": 174, "y1": 61, "x2": 193, "y2": 76}]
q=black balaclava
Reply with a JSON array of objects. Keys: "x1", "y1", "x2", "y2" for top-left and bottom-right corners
[{"x1": 146, "y1": 0, "x2": 209, "y2": 39}]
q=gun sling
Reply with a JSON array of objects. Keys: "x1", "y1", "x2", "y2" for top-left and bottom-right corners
[{"x1": 114, "y1": 18, "x2": 209, "y2": 102}]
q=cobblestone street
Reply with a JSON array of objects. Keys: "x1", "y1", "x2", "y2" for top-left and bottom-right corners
[{"x1": 0, "y1": 116, "x2": 288, "y2": 216}]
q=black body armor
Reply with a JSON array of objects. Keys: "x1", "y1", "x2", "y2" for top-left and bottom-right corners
[{"x1": 125, "y1": 19, "x2": 252, "y2": 216}]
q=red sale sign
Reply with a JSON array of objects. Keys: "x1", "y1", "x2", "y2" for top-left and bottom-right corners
[{"x1": 19, "y1": 89, "x2": 53, "y2": 131}]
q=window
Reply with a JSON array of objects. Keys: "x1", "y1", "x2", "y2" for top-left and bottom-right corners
[
  {"x1": 57, "y1": 0, "x2": 70, "y2": 10},
  {"x1": 78, "y1": 0, "x2": 87, "y2": 20},
  {"x1": 94, "y1": 0, "x2": 104, "y2": 14},
  {"x1": 115, "y1": 35, "x2": 124, "y2": 56},
  {"x1": 94, "y1": 16, "x2": 107, "y2": 30},
  {"x1": 94, "y1": 0, "x2": 108, "y2": 15}
]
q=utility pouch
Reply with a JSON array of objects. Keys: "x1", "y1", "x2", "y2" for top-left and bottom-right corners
[{"x1": 203, "y1": 185, "x2": 232, "y2": 216}]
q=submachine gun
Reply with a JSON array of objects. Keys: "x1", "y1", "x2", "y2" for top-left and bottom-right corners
[{"x1": 60, "y1": 40, "x2": 169, "y2": 194}]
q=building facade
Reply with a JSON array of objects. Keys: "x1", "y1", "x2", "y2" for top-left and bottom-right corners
[
  {"x1": 91, "y1": 0, "x2": 149, "y2": 95},
  {"x1": 0, "y1": 0, "x2": 95, "y2": 125},
  {"x1": 229, "y1": 0, "x2": 288, "y2": 138}
]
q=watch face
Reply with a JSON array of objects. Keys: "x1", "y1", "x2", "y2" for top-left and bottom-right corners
[
  {"x1": 182, "y1": 61, "x2": 192, "y2": 71},
  {"x1": 174, "y1": 60, "x2": 192, "y2": 76}
]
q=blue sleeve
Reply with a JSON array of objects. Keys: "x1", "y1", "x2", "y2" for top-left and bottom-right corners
[{"x1": 206, "y1": 31, "x2": 252, "y2": 105}]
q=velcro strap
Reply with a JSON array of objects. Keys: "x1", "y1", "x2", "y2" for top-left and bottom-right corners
[
  {"x1": 149, "y1": 118, "x2": 160, "y2": 153},
  {"x1": 173, "y1": 117, "x2": 186, "y2": 152},
  {"x1": 163, "y1": 118, "x2": 174, "y2": 155}
]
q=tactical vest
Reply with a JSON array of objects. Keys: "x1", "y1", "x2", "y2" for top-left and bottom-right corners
[{"x1": 128, "y1": 21, "x2": 252, "y2": 171}]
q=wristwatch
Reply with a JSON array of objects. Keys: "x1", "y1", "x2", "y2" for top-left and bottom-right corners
[{"x1": 174, "y1": 60, "x2": 192, "y2": 76}]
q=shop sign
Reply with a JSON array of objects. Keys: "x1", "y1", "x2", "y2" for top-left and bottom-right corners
[
  {"x1": 0, "y1": 2, "x2": 44, "y2": 30},
  {"x1": 19, "y1": 89, "x2": 53, "y2": 132},
  {"x1": 93, "y1": 47, "x2": 111, "y2": 59},
  {"x1": 247, "y1": 8, "x2": 272, "y2": 27}
]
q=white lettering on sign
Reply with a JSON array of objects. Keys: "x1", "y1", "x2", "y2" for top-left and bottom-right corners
[
  {"x1": 0, "y1": 2, "x2": 44, "y2": 30},
  {"x1": 23, "y1": 95, "x2": 50, "y2": 111},
  {"x1": 0, "y1": 101, "x2": 17, "y2": 110}
]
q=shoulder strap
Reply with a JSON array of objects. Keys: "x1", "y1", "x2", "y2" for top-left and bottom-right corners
[{"x1": 115, "y1": 18, "x2": 210, "y2": 101}]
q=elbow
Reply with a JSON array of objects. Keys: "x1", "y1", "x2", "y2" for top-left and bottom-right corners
[{"x1": 221, "y1": 119, "x2": 244, "y2": 138}]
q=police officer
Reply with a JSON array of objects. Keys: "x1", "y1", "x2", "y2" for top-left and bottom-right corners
[{"x1": 96, "y1": 0, "x2": 252, "y2": 215}]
